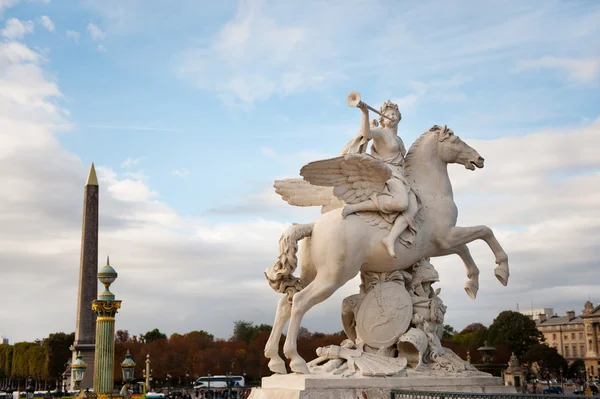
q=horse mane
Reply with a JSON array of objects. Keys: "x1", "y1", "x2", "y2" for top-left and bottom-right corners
[
  {"x1": 402, "y1": 125, "x2": 445, "y2": 232},
  {"x1": 404, "y1": 125, "x2": 443, "y2": 180}
]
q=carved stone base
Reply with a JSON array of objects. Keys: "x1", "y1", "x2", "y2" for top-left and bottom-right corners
[{"x1": 248, "y1": 374, "x2": 516, "y2": 399}]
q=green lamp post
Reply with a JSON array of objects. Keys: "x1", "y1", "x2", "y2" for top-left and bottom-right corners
[
  {"x1": 72, "y1": 352, "x2": 88, "y2": 398},
  {"x1": 92, "y1": 257, "x2": 122, "y2": 396},
  {"x1": 120, "y1": 351, "x2": 136, "y2": 396}
]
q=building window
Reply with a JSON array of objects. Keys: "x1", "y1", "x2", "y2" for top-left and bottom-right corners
[
  {"x1": 553, "y1": 333, "x2": 557, "y2": 340},
  {"x1": 580, "y1": 332, "x2": 584, "y2": 339},
  {"x1": 572, "y1": 333, "x2": 576, "y2": 340},
  {"x1": 565, "y1": 346, "x2": 570, "y2": 357},
  {"x1": 564, "y1": 335, "x2": 568, "y2": 341},
  {"x1": 572, "y1": 345, "x2": 577, "y2": 357},
  {"x1": 581, "y1": 344, "x2": 585, "y2": 356}
]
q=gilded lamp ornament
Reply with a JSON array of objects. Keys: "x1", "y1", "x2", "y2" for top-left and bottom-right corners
[{"x1": 98, "y1": 256, "x2": 118, "y2": 301}]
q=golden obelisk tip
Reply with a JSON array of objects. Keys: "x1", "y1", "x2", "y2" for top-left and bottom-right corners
[{"x1": 86, "y1": 163, "x2": 99, "y2": 186}]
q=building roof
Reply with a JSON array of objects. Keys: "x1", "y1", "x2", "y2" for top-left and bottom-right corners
[{"x1": 537, "y1": 315, "x2": 583, "y2": 327}]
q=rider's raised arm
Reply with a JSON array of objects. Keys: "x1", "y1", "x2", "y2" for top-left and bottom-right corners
[{"x1": 358, "y1": 103, "x2": 385, "y2": 141}]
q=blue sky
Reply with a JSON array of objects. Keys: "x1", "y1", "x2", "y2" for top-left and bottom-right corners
[
  {"x1": 0, "y1": 0, "x2": 599, "y2": 342},
  {"x1": 7, "y1": 0, "x2": 599, "y2": 218}
]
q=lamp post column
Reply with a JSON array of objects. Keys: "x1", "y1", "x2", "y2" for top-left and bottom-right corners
[
  {"x1": 92, "y1": 257, "x2": 121, "y2": 395},
  {"x1": 145, "y1": 355, "x2": 151, "y2": 392}
]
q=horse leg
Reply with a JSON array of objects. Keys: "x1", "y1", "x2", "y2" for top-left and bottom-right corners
[
  {"x1": 435, "y1": 244, "x2": 480, "y2": 299},
  {"x1": 283, "y1": 274, "x2": 350, "y2": 374},
  {"x1": 264, "y1": 296, "x2": 291, "y2": 374},
  {"x1": 264, "y1": 237, "x2": 317, "y2": 375},
  {"x1": 439, "y1": 225, "x2": 509, "y2": 286}
]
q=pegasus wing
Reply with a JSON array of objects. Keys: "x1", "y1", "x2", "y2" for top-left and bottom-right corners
[
  {"x1": 300, "y1": 154, "x2": 392, "y2": 204},
  {"x1": 273, "y1": 178, "x2": 343, "y2": 214}
]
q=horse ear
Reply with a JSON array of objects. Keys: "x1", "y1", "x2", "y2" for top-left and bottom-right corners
[{"x1": 439, "y1": 125, "x2": 451, "y2": 142}]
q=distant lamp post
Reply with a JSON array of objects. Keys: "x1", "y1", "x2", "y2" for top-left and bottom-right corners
[
  {"x1": 559, "y1": 367, "x2": 564, "y2": 392},
  {"x1": 185, "y1": 372, "x2": 189, "y2": 387},
  {"x1": 72, "y1": 352, "x2": 88, "y2": 398},
  {"x1": 120, "y1": 350, "x2": 136, "y2": 396},
  {"x1": 142, "y1": 355, "x2": 152, "y2": 392},
  {"x1": 207, "y1": 372, "x2": 211, "y2": 391}
]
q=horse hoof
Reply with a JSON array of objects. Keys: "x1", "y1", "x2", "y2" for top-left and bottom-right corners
[
  {"x1": 464, "y1": 280, "x2": 478, "y2": 299},
  {"x1": 290, "y1": 357, "x2": 310, "y2": 374},
  {"x1": 494, "y1": 263, "x2": 509, "y2": 286},
  {"x1": 268, "y1": 358, "x2": 288, "y2": 375}
]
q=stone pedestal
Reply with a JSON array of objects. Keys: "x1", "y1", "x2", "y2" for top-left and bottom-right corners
[{"x1": 249, "y1": 373, "x2": 517, "y2": 399}]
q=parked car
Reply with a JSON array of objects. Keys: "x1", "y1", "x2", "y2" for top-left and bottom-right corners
[{"x1": 543, "y1": 386, "x2": 563, "y2": 394}]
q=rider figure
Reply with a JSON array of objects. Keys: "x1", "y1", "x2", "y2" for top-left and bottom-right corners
[{"x1": 341, "y1": 100, "x2": 416, "y2": 258}]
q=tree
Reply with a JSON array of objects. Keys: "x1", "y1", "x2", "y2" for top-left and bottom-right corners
[
  {"x1": 442, "y1": 324, "x2": 456, "y2": 339},
  {"x1": 44, "y1": 332, "x2": 74, "y2": 378},
  {"x1": 232, "y1": 321, "x2": 272, "y2": 345},
  {"x1": 523, "y1": 343, "x2": 568, "y2": 377},
  {"x1": 144, "y1": 329, "x2": 167, "y2": 343},
  {"x1": 452, "y1": 323, "x2": 489, "y2": 347},
  {"x1": 115, "y1": 330, "x2": 130, "y2": 343},
  {"x1": 0, "y1": 344, "x2": 13, "y2": 378},
  {"x1": 488, "y1": 310, "x2": 543, "y2": 358},
  {"x1": 568, "y1": 359, "x2": 585, "y2": 379}
]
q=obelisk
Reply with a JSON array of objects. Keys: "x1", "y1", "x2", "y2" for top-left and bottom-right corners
[{"x1": 70, "y1": 163, "x2": 99, "y2": 390}]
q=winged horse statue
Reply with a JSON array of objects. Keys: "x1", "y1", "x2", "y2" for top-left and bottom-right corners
[{"x1": 263, "y1": 94, "x2": 510, "y2": 375}]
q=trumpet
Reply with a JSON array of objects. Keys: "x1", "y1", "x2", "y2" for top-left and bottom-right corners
[{"x1": 346, "y1": 91, "x2": 393, "y2": 121}]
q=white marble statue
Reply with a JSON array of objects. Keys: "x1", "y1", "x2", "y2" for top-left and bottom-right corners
[{"x1": 264, "y1": 92, "x2": 510, "y2": 376}]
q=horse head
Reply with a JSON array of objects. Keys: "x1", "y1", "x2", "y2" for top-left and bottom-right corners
[{"x1": 434, "y1": 125, "x2": 484, "y2": 171}]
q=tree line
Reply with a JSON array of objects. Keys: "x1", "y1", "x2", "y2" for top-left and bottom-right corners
[
  {"x1": 0, "y1": 311, "x2": 583, "y2": 390},
  {"x1": 0, "y1": 333, "x2": 74, "y2": 391}
]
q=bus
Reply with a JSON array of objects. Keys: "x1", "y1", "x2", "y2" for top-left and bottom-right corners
[{"x1": 193, "y1": 375, "x2": 245, "y2": 389}]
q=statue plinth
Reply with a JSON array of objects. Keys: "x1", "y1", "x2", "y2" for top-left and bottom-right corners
[{"x1": 249, "y1": 373, "x2": 515, "y2": 399}]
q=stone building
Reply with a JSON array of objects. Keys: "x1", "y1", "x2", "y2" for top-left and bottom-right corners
[{"x1": 535, "y1": 301, "x2": 600, "y2": 379}]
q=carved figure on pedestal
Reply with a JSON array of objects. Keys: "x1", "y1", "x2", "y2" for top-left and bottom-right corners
[
  {"x1": 341, "y1": 94, "x2": 418, "y2": 258},
  {"x1": 264, "y1": 91, "x2": 510, "y2": 376}
]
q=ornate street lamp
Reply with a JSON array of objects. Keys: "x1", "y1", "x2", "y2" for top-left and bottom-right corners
[
  {"x1": 120, "y1": 350, "x2": 136, "y2": 396},
  {"x1": 71, "y1": 352, "x2": 87, "y2": 398}
]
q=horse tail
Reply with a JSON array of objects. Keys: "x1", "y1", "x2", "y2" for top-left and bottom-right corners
[{"x1": 264, "y1": 222, "x2": 314, "y2": 303}]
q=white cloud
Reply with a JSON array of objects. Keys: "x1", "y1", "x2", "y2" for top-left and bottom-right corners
[
  {"x1": 121, "y1": 157, "x2": 144, "y2": 169},
  {"x1": 39, "y1": 16, "x2": 54, "y2": 32},
  {"x1": 65, "y1": 30, "x2": 80, "y2": 44},
  {"x1": 174, "y1": 1, "x2": 599, "y2": 108},
  {"x1": 175, "y1": 0, "x2": 358, "y2": 106},
  {"x1": 86, "y1": 23, "x2": 105, "y2": 40},
  {"x1": 96, "y1": 44, "x2": 107, "y2": 53},
  {"x1": 514, "y1": 57, "x2": 600, "y2": 84},
  {"x1": 171, "y1": 168, "x2": 190, "y2": 178},
  {"x1": 0, "y1": 0, "x2": 19, "y2": 14},
  {"x1": 1, "y1": 18, "x2": 34, "y2": 40}
]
